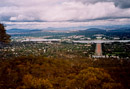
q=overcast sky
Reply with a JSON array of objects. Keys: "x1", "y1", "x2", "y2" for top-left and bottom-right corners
[{"x1": 1, "y1": 0, "x2": 130, "y2": 29}]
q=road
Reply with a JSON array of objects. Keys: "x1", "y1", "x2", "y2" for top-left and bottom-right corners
[{"x1": 95, "y1": 43, "x2": 102, "y2": 56}]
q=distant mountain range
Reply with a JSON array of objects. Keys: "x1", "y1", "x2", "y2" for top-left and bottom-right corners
[
  {"x1": 7, "y1": 29, "x2": 42, "y2": 33},
  {"x1": 76, "y1": 27, "x2": 130, "y2": 33},
  {"x1": 7, "y1": 25, "x2": 130, "y2": 33},
  {"x1": 7, "y1": 26, "x2": 130, "y2": 39}
]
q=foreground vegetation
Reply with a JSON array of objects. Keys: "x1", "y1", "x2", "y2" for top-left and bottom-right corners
[{"x1": 0, "y1": 56, "x2": 129, "y2": 89}]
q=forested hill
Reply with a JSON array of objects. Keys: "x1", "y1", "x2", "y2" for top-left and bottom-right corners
[
  {"x1": 71, "y1": 27, "x2": 130, "y2": 39},
  {"x1": 0, "y1": 56, "x2": 129, "y2": 89}
]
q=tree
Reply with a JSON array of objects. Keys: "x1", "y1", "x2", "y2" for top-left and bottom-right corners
[
  {"x1": 67, "y1": 67, "x2": 122, "y2": 89},
  {"x1": 22, "y1": 74, "x2": 53, "y2": 89},
  {"x1": 0, "y1": 23, "x2": 11, "y2": 58},
  {"x1": 0, "y1": 23, "x2": 11, "y2": 44}
]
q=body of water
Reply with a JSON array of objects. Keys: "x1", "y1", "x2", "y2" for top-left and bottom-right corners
[{"x1": 73, "y1": 40, "x2": 130, "y2": 43}]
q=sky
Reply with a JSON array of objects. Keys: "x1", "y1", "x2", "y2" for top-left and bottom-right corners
[{"x1": 1, "y1": 0, "x2": 130, "y2": 29}]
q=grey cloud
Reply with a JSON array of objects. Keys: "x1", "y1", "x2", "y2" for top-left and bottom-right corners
[
  {"x1": 74, "y1": 0, "x2": 130, "y2": 9},
  {"x1": 0, "y1": 16, "x2": 10, "y2": 21},
  {"x1": 114, "y1": 0, "x2": 130, "y2": 9},
  {"x1": 74, "y1": 0, "x2": 111, "y2": 4}
]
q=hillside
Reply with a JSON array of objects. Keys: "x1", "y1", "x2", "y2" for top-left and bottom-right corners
[{"x1": 0, "y1": 56, "x2": 129, "y2": 89}]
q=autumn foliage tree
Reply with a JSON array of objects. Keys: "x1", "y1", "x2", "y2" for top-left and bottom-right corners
[{"x1": 67, "y1": 67, "x2": 122, "y2": 89}]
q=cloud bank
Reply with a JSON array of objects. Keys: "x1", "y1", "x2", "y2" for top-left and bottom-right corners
[{"x1": 0, "y1": 0, "x2": 130, "y2": 29}]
